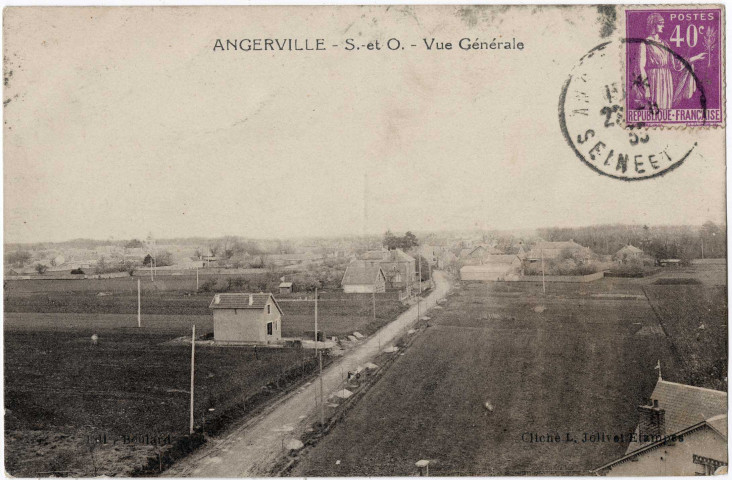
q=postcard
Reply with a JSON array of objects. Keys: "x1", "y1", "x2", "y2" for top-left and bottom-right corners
[{"x1": 3, "y1": 4, "x2": 727, "y2": 477}]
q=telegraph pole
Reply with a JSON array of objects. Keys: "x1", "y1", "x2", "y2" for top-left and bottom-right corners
[
  {"x1": 318, "y1": 350, "x2": 324, "y2": 428},
  {"x1": 137, "y1": 279, "x2": 141, "y2": 328},
  {"x1": 314, "y1": 287, "x2": 319, "y2": 354},
  {"x1": 701, "y1": 237, "x2": 705, "y2": 259},
  {"x1": 373, "y1": 289, "x2": 380, "y2": 352},
  {"x1": 196, "y1": 267, "x2": 199, "y2": 291},
  {"x1": 541, "y1": 248, "x2": 546, "y2": 295},
  {"x1": 419, "y1": 257, "x2": 423, "y2": 294},
  {"x1": 189, "y1": 324, "x2": 196, "y2": 434}
]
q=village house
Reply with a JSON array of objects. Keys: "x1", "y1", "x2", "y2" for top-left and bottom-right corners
[
  {"x1": 416, "y1": 244, "x2": 443, "y2": 267},
  {"x1": 462, "y1": 244, "x2": 506, "y2": 265},
  {"x1": 278, "y1": 282, "x2": 293, "y2": 294},
  {"x1": 362, "y1": 249, "x2": 416, "y2": 295},
  {"x1": 459, "y1": 255, "x2": 522, "y2": 281},
  {"x1": 526, "y1": 239, "x2": 591, "y2": 262},
  {"x1": 341, "y1": 260, "x2": 387, "y2": 293},
  {"x1": 594, "y1": 377, "x2": 727, "y2": 476},
  {"x1": 614, "y1": 244, "x2": 645, "y2": 263},
  {"x1": 208, "y1": 293, "x2": 283, "y2": 344}
]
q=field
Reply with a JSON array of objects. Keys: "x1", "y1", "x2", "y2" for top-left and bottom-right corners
[
  {"x1": 4, "y1": 276, "x2": 407, "y2": 476},
  {"x1": 291, "y1": 274, "x2": 726, "y2": 476},
  {"x1": 644, "y1": 284, "x2": 727, "y2": 389}
]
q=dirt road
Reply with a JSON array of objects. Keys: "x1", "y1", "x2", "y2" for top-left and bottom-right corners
[{"x1": 165, "y1": 271, "x2": 451, "y2": 477}]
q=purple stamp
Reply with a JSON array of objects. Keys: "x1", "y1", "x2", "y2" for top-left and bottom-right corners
[{"x1": 625, "y1": 8, "x2": 723, "y2": 127}]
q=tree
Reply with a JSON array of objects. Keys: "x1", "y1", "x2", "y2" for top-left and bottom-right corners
[
  {"x1": 416, "y1": 255, "x2": 430, "y2": 281},
  {"x1": 403, "y1": 231, "x2": 419, "y2": 249},
  {"x1": 383, "y1": 230, "x2": 420, "y2": 250},
  {"x1": 143, "y1": 254, "x2": 153, "y2": 266},
  {"x1": 34, "y1": 263, "x2": 48, "y2": 274},
  {"x1": 5, "y1": 250, "x2": 32, "y2": 267},
  {"x1": 156, "y1": 251, "x2": 174, "y2": 267},
  {"x1": 383, "y1": 230, "x2": 398, "y2": 250},
  {"x1": 125, "y1": 239, "x2": 144, "y2": 249}
]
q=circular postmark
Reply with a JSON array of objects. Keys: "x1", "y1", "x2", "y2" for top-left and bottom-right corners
[{"x1": 559, "y1": 40, "x2": 699, "y2": 181}]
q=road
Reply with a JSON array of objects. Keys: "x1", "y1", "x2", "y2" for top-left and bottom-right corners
[{"x1": 165, "y1": 271, "x2": 451, "y2": 477}]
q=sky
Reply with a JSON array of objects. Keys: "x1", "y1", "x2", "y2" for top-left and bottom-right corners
[{"x1": 3, "y1": 6, "x2": 726, "y2": 243}]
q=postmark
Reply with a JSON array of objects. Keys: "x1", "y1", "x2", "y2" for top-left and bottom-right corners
[
  {"x1": 625, "y1": 8, "x2": 723, "y2": 128},
  {"x1": 559, "y1": 41, "x2": 698, "y2": 180}
]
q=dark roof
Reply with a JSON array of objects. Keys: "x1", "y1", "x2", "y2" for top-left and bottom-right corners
[
  {"x1": 623, "y1": 379, "x2": 727, "y2": 454},
  {"x1": 209, "y1": 293, "x2": 278, "y2": 311},
  {"x1": 342, "y1": 260, "x2": 384, "y2": 286},
  {"x1": 361, "y1": 250, "x2": 387, "y2": 261},
  {"x1": 650, "y1": 380, "x2": 727, "y2": 436},
  {"x1": 616, "y1": 244, "x2": 643, "y2": 255}
]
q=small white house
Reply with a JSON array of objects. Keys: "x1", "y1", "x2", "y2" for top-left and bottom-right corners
[
  {"x1": 460, "y1": 255, "x2": 522, "y2": 281},
  {"x1": 342, "y1": 260, "x2": 387, "y2": 293},
  {"x1": 208, "y1": 293, "x2": 283, "y2": 344}
]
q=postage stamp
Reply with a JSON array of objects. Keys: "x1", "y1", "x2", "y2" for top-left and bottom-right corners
[
  {"x1": 560, "y1": 41, "x2": 700, "y2": 180},
  {"x1": 625, "y1": 8, "x2": 724, "y2": 128}
]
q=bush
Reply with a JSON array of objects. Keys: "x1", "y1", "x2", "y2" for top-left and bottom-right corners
[{"x1": 200, "y1": 279, "x2": 219, "y2": 292}]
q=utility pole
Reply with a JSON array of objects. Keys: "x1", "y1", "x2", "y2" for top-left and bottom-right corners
[
  {"x1": 541, "y1": 248, "x2": 546, "y2": 295},
  {"x1": 701, "y1": 237, "x2": 705, "y2": 259},
  {"x1": 373, "y1": 289, "x2": 380, "y2": 352},
  {"x1": 318, "y1": 350, "x2": 324, "y2": 428},
  {"x1": 419, "y1": 257, "x2": 423, "y2": 294},
  {"x1": 137, "y1": 279, "x2": 141, "y2": 328},
  {"x1": 189, "y1": 324, "x2": 196, "y2": 434},
  {"x1": 314, "y1": 287, "x2": 318, "y2": 354},
  {"x1": 196, "y1": 267, "x2": 199, "y2": 291}
]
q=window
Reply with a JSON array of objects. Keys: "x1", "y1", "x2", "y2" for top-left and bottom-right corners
[
  {"x1": 267, "y1": 304, "x2": 271, "y2": 314},
  {"x1": 267, "y1": 322, "x2": 273, "y2": 335}
]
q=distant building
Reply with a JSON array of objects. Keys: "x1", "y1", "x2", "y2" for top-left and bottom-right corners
[
  {"x1": 279, "y1": 282, "x2": 293, "y2": 294},
  {"x1": 615, "y1": 244, "x2": 644, "y2": 263},
  {"x1": 341, "y1": 260, "x2": 387, "y2": 294},
  {"x1": 208, "y1": 293, "x2": 282, "y2": 344},
  {"x1": 527, "y1": 240, "x2": 591, "y2": 262},
  {"x1": 658, "y1": 259, "x2": 682, "y2": 267},
  {"x1": 362, "y1": 249, "x2": 416, "y2": 294},
  {"x1": 594, "y1": 378, "x2": 727, "y2": 476},
  {"x1": 460, "y1": 255, "x2": 522, "y2": 281}
]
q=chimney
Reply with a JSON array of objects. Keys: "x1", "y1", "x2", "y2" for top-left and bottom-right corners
[
  {"x1": 248, "y1": 294, "x2": 253, "y2": 306},
  {"x1": 637, "y1": 399, "x2": 666, "y2": 442}
]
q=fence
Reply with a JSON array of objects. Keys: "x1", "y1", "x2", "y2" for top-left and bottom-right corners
[
  {"x1": 505, "y1": 271, "x2": 606, "y2": 283},
  {"x1": 5, "y1": 271, "x2": 130, "y2": 281}
]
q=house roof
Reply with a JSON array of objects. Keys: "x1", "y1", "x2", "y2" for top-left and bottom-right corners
[
  {"x1": 342, "y1": 260, "x2": 385, "y2": 286},
  {"x1": 361, "y1": 249, "x2": 415, "y2": 264},
  {"x1": 650, "y1": 380, "x2": 727, "y2": 436},
  {"x1": 460, "y1": 257, "x2": 520, "y2": 273},
  {"x1": 469, "y1": 244, "x2": 503, "y2": 256},
  {"x1": 209, "y1": 293, "x2": 281, "y2": 313},
  {"x1": 617, "y1": 244, "x2": 643, "y2": 255},
  {"x1": 706, "y1": 414, "x2": 728, "y2": 439},
  {"x1": 623, "y1": 379, "x2": 727, "y2": 454},
  {"x1": 279, "y1": 282, "x2": 293, "y2": 288},
  {"x1": 533, "y1": 240, "x2": 585, "y2": 251},
  {"x1": 594, "y1": 414, "x2": 728, "y2": 473},
  {"x1": 361, "y1": 250, "x2": 387, "y2": 261},
  {"x1": 480, "y1": 254, "x2": 519, "y2": 264}
]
